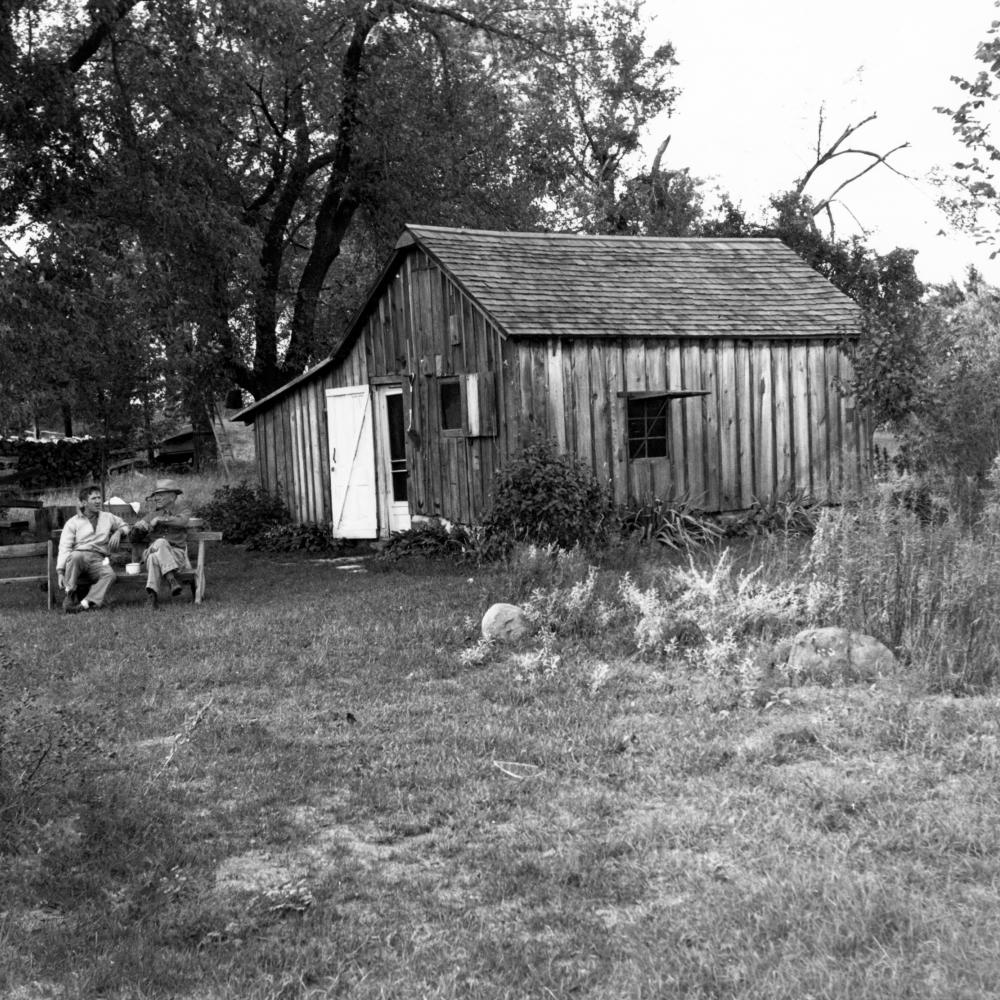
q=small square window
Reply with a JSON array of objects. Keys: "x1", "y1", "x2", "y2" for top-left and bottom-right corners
[
  {"x1": 627, "y1": 396, "x2": 670, "y2": 460},
  {"x1": 440, "y1": 378, "x2": 463, "y2": 432}
]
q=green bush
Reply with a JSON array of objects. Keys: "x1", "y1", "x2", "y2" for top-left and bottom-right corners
[
  {"x1": 484, "y1": 440, "x2": 617, "y2": 551},
  {"x1": 376, "y1": 520, "x2": 476, "y2": 562},
  {"x1": 248, "y1": 522, "x2": 344, "y2": 554},
  {"x1": 193, "y1": 480, "x2": 291, "y2": 544}
]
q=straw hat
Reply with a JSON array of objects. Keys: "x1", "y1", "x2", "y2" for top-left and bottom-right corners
[{"x1": 147, "y1": 479, "x2": 184, "y2": 499}]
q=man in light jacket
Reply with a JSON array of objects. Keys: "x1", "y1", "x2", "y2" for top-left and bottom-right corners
[{"x1": 57, "y1": 485, "x2": 131, "y2": 613}]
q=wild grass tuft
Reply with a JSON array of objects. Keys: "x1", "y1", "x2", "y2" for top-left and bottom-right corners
[{"x1": 805, "y1": 476, "x2": 1000, "y2": 693}]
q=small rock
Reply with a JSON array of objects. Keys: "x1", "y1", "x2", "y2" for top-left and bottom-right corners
[
  {"x1": 784, "y1": 626, "x2": 895, "y2": 685},
  {"x1": 481, "y1": 603, "x2": 529, "y2": 642}
]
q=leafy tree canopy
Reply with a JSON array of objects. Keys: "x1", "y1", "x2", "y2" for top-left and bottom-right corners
[
  {"x1": 0, "y1": 0, "x2": 677, "y2": 420},
  {"x1": 892, "y1": 271, "x2": 1000, "y2": 481},
  {"x1": 938, "y1": 2, "x2": 1000, "y2": 250}
]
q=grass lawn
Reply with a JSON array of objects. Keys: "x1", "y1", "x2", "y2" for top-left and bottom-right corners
[{"x1": 2, "y1": 541, "x2": 1000, "y2": 998}]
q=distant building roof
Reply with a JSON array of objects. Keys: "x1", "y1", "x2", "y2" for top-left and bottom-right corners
[{"x1": 158, "y1": 428, "x2": 194, "y2": 447}]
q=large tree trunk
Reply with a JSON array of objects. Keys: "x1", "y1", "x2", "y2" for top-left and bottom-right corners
[
  {"x1": 187, "y1": 394, "x2": 217, "y2": 472},
  {"x1": 245, "y1": 5, "x2": 383, "y2": 400}
]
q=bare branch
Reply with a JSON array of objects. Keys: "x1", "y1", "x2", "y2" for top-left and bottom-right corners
[
  {"x1": 795, "y1": 113, "x2": 879, "y2": 195},
  {"x1": 811, "y1": 142, "x2": 911, "y2": 216},
  {"x1": 793, "y1": 111, "x2": 912, "y2": 227},
  {"x1": 0, "y1": 236, "x2": 22, "y2": 260},
  {"x1": 814, "y1": 104, "x2": 826, "y2": 162},
  {"x1": 828, "y1": 144, "x2": 912, "y2": 181},
  {"x1": 649, "y1": 135, "x2": 671, "y2": 179},
  {"x1": 837, "y1": 199, "x2": 872, "y2": 237}
]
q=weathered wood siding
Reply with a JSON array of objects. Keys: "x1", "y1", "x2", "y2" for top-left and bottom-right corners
[
  {"x1": 254, "y1": 249, "x2": 506, "y2": 527},
  {"x1": 253, "y1": 244, "x2": 869, "y2": 526},
  {"x1": 500, "y1": 336, "x2": 868, "y2": 511},
  {"x1": 253, "y1": 337, "x2": 369, "y2": 525}
]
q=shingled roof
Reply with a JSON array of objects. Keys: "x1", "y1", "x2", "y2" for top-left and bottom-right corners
[
  {"x1": 403, "y1": 225, "x2": 861, "y2": 339},
  {"x1": 234, "y1": 226, "x2": 861, "y2": 422}
]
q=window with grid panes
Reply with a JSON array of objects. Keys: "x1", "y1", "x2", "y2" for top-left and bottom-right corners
[{"x1": 627, "y1": 395, "x2": 670, "y2": 459}]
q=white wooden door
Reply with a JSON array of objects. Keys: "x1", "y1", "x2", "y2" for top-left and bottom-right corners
[
  {"x1": 325, "y1": 386, "x2": 377, "y2": 538},
  {"x1": 375, "y1": 385, "x2": 411, "y2": 535}
]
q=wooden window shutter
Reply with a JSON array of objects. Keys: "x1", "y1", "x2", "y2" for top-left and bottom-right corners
[{"x1": 463, "y1": 372, "x2": 497, "y2": 437}]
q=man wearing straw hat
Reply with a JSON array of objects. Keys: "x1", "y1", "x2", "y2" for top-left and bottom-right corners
[{"x1": 131, "y1": 479, "x2": 191, "y2": 608}]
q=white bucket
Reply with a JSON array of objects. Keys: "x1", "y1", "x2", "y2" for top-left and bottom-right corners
[{"x1": 125, "y1": 562, "x2": 141, "y2": 576}]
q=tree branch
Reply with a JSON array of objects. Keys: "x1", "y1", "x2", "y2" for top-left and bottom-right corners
[
  {"x1": 62, "y1": 0, "x2": 144, "y2": 74},
  {"x1": 794, "y1": 111, "x2": 912, "y2": 226},
  {"x1": 795, "y1": 113, "x2": 879, "y2": 195},
  {"x1": 305, "y1": 149, "x2": 338, "y2": 176},
  {"x1": 823, "y1": 201, "x2": 836, "y2": 241},
  {"x1": 811, "y1": 143, "x2": 911, "y2": 216},
  {"x1": 649, "y1": 134, "x2": 671, "y2": 179},
  {"x1": 396, "y1": 0, "x2": 546, "y2": 50},
  {"x1": 108, "y1": 33, "x2": 139, "y2": 152},
  {"x1": 282, "y1": 2, "x2": 387, "y2": 382},
  {"x1": 0, "y1": 235, "x2": 22, "y2": 260},
  {"x1": 253, "y1": 81, "x2": 313, "y2": 379},
  {"x1": 245, "y1": 76, "x2": 289, "y2": 142}
]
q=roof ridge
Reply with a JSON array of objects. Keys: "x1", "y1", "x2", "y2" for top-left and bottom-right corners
[{"x1": 404, "y1": 224, "x2": 784, "y2": 244}]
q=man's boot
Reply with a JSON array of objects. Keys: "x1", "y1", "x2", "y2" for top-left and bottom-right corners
[
  {"x1": 165, "y1": 571, "x2": 182, "y2": 597},
  {"x1": 145, "y1": 588, "x2": 159, "y2": 609}
]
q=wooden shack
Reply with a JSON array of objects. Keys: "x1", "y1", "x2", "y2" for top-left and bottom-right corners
[{"x1": 233, "y1": 226, "x2": 869, "y2": 537}]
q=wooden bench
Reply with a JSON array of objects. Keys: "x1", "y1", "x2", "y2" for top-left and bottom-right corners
[
  {"x1": 0, "y1": 540, "x2": 56, "y2": 610},
  {"x1": 48, "y1": 525, "x2": 223, "y2": 606}
]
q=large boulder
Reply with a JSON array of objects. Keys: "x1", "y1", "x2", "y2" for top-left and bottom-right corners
[
  {"x1": 482, "y1": 603, "x2": 529, "y2": 642},
  {"x1": 783, "y1": 626, "x2": 895, "y2": 685}
]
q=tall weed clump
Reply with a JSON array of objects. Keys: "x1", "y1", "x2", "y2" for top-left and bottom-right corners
[
  {"x1": 498, "y1": 542, "x2": 592, "y2": 598},
  {"x1": 620, "y1": 496, "x2": 724, "y2": 549},
  {"x1": 617, "y1": 549, "x2": 813, "y2": 709},
  {"x1": 620, "y1": 549, "x2": 808, "y2": 652},
  {"x1": 806, "y1": 477, "x2": 1000, "y2": 693},
  {"x1": 484, "y1": 440, "x2": 617, "y2": 552}
]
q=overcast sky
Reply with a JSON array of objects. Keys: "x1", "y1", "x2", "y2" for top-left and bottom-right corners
[{"x1": 641, "y1": 0, "x2": 998, "y2": 285}]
